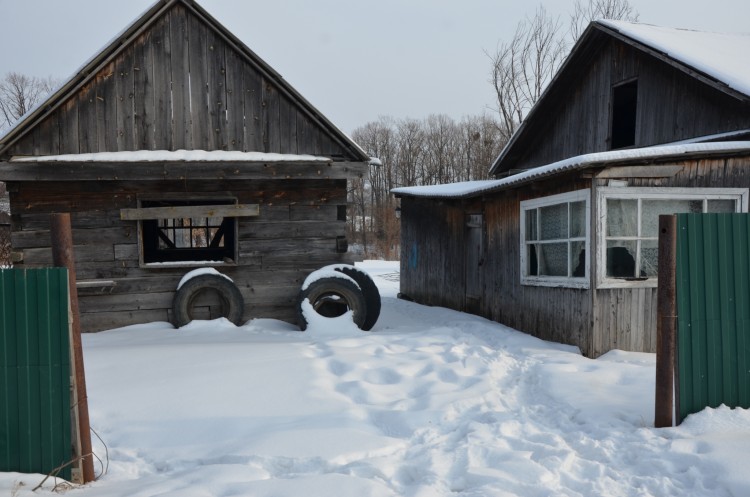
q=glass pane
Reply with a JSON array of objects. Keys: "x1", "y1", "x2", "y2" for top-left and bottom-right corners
[
  {"x1": 606, "y1": 240, "x2": 637, "y2": 278},
  {"x1": 640, "y1": 239, "x2": 659, "y2": 277},
  {"x1": 525, "y1": 209, "x2": 538, "y2": 241},
  {"x1": 641, "y1": 199, "x2": 687, "y2": 238},
  {"x1": 607, "y1": 199, "x2": 637, "y2": 237},
  {"x1": 707, "y1": 199, "x2": 736, "y2": 213},
  {"x1": 570, "y1": 201, "x2": 586, "y2": 238},
  {"x1": 527, "y1": 244, "x2": 539, "y2": 276},
  {"x1": 540, "y1": 203, "x2": 567, "y2": 240},
  {"x1": 537, "y1": 243, "x2": 568, "y2": 277},
  {"x1": 570, "y1": 241, "x2": 586, "y2": 278}
]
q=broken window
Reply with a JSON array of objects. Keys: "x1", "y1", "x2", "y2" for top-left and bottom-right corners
[
  {"x1": 599, "y1": 187, "x2": 746, "y2": 287},
  {"x1": 520, "y1": 189, "x2": 590, "y2": 288},
  {"x1": 140, "y1": 199, "x2": 237, "y2": 264}
]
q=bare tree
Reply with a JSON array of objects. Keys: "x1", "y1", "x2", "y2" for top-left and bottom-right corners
[
  {"x1": 349, "y1": 114, "x2": 505, "y2": 258},
  {"x1": 0, "y1": 72, "x2": 57, "y2": 132},
  {"x1": 489, "y1": 0, "x2": 639, "y2": 136},
  {"x1": 489, "y1": 6, "x2": 566, "y2": 141},
  {"x1": 570, "y1": 0, "x2": 639, "y2": 41}
]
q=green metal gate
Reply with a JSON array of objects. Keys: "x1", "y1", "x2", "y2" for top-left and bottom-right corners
[
  {"x1": 0, "y1": 268, "x2": 73, "y2": 480},
  {"x1": 676, "y1": 213, "x2": 750, "y2": 423}
]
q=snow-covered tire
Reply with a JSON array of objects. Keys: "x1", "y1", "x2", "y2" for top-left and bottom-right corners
[
  {"x1": 297, "y1": 277, "x2": 367, "y2": 331},
  {"x1": 172, "y1": 274, "x2": 244, "y2": 327},
  {"x1": 333, "y1": 266, "x2": 381, "y2": 331}
]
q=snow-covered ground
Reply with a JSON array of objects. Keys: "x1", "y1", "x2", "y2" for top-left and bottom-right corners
[{"x1": 4, "y1": 260, "x2": 750, "y2": 496}]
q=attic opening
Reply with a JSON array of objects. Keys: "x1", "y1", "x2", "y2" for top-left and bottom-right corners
[{"x1": 611, "y1": 80, "x2": 638, "y2": 149}]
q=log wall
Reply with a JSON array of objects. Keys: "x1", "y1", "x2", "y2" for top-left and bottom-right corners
[{"x1": 8, "y1": 177, "x2": 352, "y2": 331}]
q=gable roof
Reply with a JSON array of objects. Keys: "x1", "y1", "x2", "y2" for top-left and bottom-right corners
[
  {"x1": 489, "y1": 21, "x2": 750, "y2": 176},
  {"x1": 0, "y1": 0, "x2": 369, "y2": 162},
  {"x1": 599, "y1": 20, "x2": 750, "y2": 98}
]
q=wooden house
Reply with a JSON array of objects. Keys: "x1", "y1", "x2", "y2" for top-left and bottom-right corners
[
  {"x1": 394, "y1": 20, "x2": 750, "y2": 357},
  {"x1": 0, "y1": 0, "x2": 372, "y2": 331}
]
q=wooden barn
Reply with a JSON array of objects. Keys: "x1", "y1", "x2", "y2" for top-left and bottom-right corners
[
  {"x1": 0, "y1": 0, "x2": 373, "y2": 331},
  {"x1": 394, "y1": 20, "x2": 750, "y2": 357}
]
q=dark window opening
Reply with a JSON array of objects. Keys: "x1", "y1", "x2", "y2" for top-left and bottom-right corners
[
  {"x1": 337, "y1": 205, "x2": 347, "y2": 222},
  {"x1": 611, "y1": 80, "x2": 638, "y2": 149},
  {"x1": 141, "y1": 199, "x2": 236, "y2": 264}
]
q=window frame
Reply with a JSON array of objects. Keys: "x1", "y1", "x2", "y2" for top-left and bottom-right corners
[
  {"x1": 134, "y1": 194, "x2": 241, "y2": 268},
  {"x1": 596, "y1": 187, "x2": 749, "y2": 288},
  {"x1": 520, "y1": 189, "x2": 591, "y2": 289}
]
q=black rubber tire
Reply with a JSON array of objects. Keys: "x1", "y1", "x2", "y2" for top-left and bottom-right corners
[
  {"x1": 334, "y1": 266, "x2": 381, "y2": 331},
  {"x1": 172, "y1": 274, "x2": 245, "y2": 327},
  {"x1": 297, "y1": 276, "x2": 367, "y2": 331}
]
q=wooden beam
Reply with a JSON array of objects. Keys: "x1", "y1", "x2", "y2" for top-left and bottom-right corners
[
  {"x1": 596, "y1": 165, "x2": 684, "y2": 178},
  {"x1": 120, "y1": 203, "x2": 260, "y2": 220},
  {"x1": 655, "y1": 214, "x2": 677, "y2": 428},
  {"x1": 50, "y1": 213, "x2": 95, "y2": 483},
  {"x1": 0, "y1": 161, "x2": 368, "y2": 181}
]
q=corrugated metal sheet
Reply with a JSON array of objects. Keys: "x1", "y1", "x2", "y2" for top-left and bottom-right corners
[
  {"x1": 676, "y1": 213, "x2": 750, "y2": 423},
  {"x1": 0, "y1": 268, "x2": 72, "y2": 480}
]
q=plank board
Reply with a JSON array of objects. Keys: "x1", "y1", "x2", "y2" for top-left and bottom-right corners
[{"x1": 120, "y1": 203, "x2": 260, "y2": 220}]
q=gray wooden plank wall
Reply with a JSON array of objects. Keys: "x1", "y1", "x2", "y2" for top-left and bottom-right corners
[
  {"x1": 509, "y1": 39, "x2": 750, "y2": 172},
  {"x1": 6, "y1": 2, "x2": 349, "y2": 159},
  {"x1": 8, "y1": 178, "x2": 353, "y2": 331}
]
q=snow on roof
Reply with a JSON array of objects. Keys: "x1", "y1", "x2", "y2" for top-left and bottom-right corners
[
  {"x1": 392, "y1": 141, "x2": 750, "y2": 199},
  {"x1": 11, "y1": 150, "x2": 332, "y2": 163},
  {"x1": 599, "y1": 20, "x2": 750, "y2": 97}
]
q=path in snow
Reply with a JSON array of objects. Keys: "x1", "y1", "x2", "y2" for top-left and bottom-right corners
[{"x1": 3, "y1": 265, "x2": 747, "y2": 496}]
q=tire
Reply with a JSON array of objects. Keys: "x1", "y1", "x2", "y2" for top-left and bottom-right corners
[
  {"x1": 172, "y1": 273, "x2": 245, "y2": 327},
  {"x1": 334, "y1": 266, "x2": 381, "y2": 331},
  {"x1": 297, "y1": 276, "x2": 367, "y2": 331}
]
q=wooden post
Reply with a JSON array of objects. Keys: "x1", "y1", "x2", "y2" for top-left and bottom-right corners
[
  {"x1": 50, "y1": 213, "x2": 95, "y2": 483},
  {"x1": 655, "y1": 215, "x2": 677, "y2": 428}
]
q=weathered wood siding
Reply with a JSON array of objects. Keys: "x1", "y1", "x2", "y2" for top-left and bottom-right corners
[
  {"x1": 591, "y1": 155, "x2": 750, "y2": 356},
  {"x1": 5, "y1": 3, "x2": 350, "y2": 159},
  {"x1": 8, "y1": 178, "x2": 352, "y2": 331},
  {"x1": 400, "y1": 174, "x2": 595, "y2": 355},
  {"x1": 505, "y1": 37, "x2": 750, "y2": 172},
  {"x1": 399, "y1": 199, "x2": 467, "y2": 309},
  {"x1": 401, "y1": 155, "x2": 750, "y2": 357}
]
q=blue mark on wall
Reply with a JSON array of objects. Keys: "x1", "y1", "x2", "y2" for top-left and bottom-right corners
[{"x1": 409, "y1": 243, "x2": 419, "y2": 269}]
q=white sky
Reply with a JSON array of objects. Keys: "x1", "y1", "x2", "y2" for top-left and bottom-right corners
[{"x1": 1, "y1": 0, "x2": 748, "y2": 134}]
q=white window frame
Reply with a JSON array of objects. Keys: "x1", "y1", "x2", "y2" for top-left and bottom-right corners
[
  {"x1": 520, "y1": 189, "x2": 591, "y2": 289},
  {"x1": 597, "y1": 187, "x2": 749, "y2": 289}
]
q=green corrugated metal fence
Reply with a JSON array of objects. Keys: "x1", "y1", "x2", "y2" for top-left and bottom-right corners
[
  {"x1": 0, "y1": 268, "x2": 73, "y2": 480},
  {"x1": 676, "y1": 213, "x2": 750, "y2": 423}
]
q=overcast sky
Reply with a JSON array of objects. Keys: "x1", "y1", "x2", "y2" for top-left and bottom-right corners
[{"x1": 1, "y1": 0, "x2": 748, "y2": 134}]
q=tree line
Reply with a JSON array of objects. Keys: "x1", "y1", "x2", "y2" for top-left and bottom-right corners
[{"x1": 349, "y1": 114, "x2": 506, "y2": 259}]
